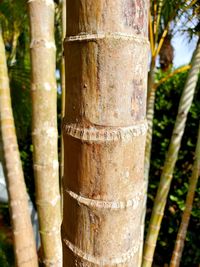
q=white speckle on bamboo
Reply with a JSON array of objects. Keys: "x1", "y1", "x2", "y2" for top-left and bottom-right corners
[
  {"x1": 46, "y1": 127, "x2": 57, "y2": 137},
  {"x1": 31, "y1": 82, "x2": 57, "y2": 92},
  {"x1": 32, "y1": 127, "x2": 57, "y2": 138},
  {"x1": 52, "y1": 160, "x2": 59, "y2": 170},
  {"x1": 125, "y1": 170, "x2": 130, "y2": 178},
  {"x1": 36, "y1": 195, "x2": 61, "y2": 207},
  {"x1": 30, "y1": 39, "x2": 56, "y2": 50}
]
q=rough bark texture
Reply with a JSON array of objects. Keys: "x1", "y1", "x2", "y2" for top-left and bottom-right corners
[
  {"x1": 142, "y1": 39, "x2": 200, "y2": 267},
  {"x1": 28, "y1": 1, "x2": 62, "y2": 266},
  {"x1": 170, "y1": 124, "x2": 200, "y2": 267},
  {"x1": 62, "y1": 1, "x2": 149, "y2": 266},
  {"x1": 0, "y1": 29, "x2": 38, "y2": 267}
]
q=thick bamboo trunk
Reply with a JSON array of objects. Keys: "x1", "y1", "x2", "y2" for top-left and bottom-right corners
[
  {"x1": 28, "y1": 1, "x2": 62, "y2": 266},
  {"x1": 0, "y1": 29, "x2": 38, "y2": 267},
  {"x1": 170, "y1": 124, "x2": 200, "y2": 267},
  {"x1": 62, "y1": 1, "x2": 149, "y2": 266},
  {"x1": 142, "y1": 39, "x2": 200, "y2": 267}
]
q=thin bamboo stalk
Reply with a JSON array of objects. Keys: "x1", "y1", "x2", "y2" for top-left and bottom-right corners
[
  {"x1": 155, "y1": 0, "x2": 163, "y2": 45},
  {"x1": 0, "y1": 28, "x2": 38, "y2": 267},
  {"x1": 28, "y1": 0, "x2": 62, "y2": 266},
  {"x1": 142, "y1": 39, "x2": 200, "y2": 267},
  {"x1": 154, "y1": 65, "x2": 191, "y2": 90},
  {"x1": 153, "y1": 0, "x2": 157, "y2": 36},
  {"x1": 62, "y1": 1, "x2": 149, "y2": 266},
  {"x1": 144, "y1": 64, "x2": 191, "y2": 189},
  {"x1": 139, "y1": 59, "x2": 156, "y2": 266},
  {"x1": 149, "y1": 12, "x2": 155, "y2": 55},
  {"x1": 170, "y1": 123, "x2": 200, "y2": 267}
]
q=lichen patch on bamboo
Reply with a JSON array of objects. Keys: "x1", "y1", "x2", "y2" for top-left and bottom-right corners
[{"x1": 30, "y1": 39, "x2": 56, "y2": 50}]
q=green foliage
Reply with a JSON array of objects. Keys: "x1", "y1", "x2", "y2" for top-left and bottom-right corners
[
  {"x1": 0, "y1": 203, "x2": 14, "y2": 267},
  {"x1": 146, "y1": 69, "x2": 200, "y2": 266},
  {"x1": 0, "y1": 230, "x2": 14, "y2": 267}
]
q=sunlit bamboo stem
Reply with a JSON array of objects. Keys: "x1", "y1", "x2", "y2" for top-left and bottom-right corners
[{"x1": 170, "y1": 124, "x2": 200, "y2": 267}]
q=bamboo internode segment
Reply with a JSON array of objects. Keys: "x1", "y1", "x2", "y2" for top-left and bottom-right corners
[
  {"x1": 0, "y1": 30, "x2": 38, "y2": 267},
  {"x1": 28, "y1": 0, "x2": 62, "y2": 265},
  {"x1": 62, "y1": 1, "x2": 149, "y2": 266}
]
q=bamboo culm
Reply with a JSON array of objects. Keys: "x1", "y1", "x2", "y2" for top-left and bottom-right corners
[
  {"x1": 28, "y1": 0, "x2": 62, "y2": 266},
  {"x1": 62, "y1": 0, "x2": 149, "y2": 266}
]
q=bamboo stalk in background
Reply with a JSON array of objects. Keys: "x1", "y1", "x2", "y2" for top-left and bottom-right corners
[
  {"x1": 144, "y1": 64, "x2": 191, "y2": 184},
  {"x1": 170, "y1": 123, "x2": 200, "y2": 267},
  {"x1": 142, "y1": 39, "x2": 200, "y2": 267},
  {"x1": 139, "y1": 59, "x2": 156, "y2": 266},
  {"x1": 0, "y1": 27, "x2": 38, "y2": 267},
  {"x1": 144, "y1": 0, "x2": 196, "y2": 191},
  {"x1": 62, "y1": 0, "x2": 149, "y2": 266},
  {"x1": 28, "y1": 0, "x2": 62, "y2": 266}
]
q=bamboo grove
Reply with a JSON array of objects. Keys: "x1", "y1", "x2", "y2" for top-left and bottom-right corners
[{"x1": 0, "y1": 0, "x2": 199, "y2": 266}]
